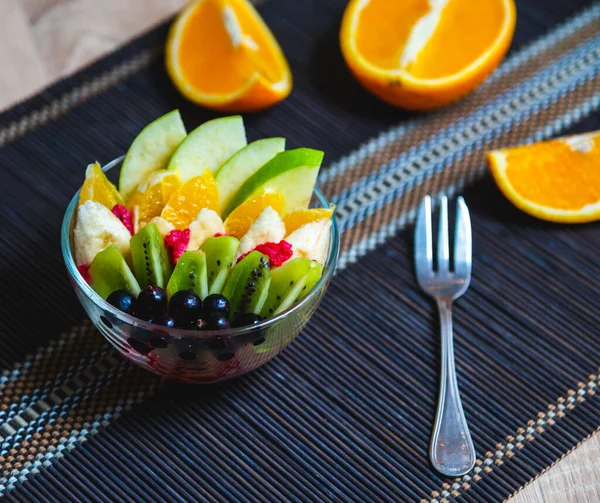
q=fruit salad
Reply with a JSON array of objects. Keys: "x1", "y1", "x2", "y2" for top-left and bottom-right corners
[{"x1": 73, "y1": 111, "x2": 333, "y2": 330}]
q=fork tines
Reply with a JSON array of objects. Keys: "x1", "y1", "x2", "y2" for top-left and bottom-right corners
[{"x1": 414, "y1": 195, "x2": 472, "y2": 287}]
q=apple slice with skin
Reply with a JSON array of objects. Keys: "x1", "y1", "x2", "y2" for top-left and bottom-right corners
[
  {"x1": 223, "y1": 148, "x2": 324, "y2": 217},
  {"x1": 119, "y1": 110, "x2": 187, "y2": 201},
  {"x1": 168, "y1": 116, "x2": 247, "y2": 182},
  {"x1": 215, "y1": 137, "x2": 285, "y2": 212}
]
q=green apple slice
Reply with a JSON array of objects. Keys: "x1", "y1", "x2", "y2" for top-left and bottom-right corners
[
  {"x1": 119, "y1": 110, "x2": 187, "y2": 201},
  {"x1": 215, "y1": 137, "x2": 285, "y2": 211},
  {"x1": 223, "y1": 148, "x2": 324, "y2": 217},
  {"x1": 168, "y1": 116, "x2": 247, "y2": 182}
]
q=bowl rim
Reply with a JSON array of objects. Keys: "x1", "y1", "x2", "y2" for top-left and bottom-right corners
[{"x1": 61, "y1": 155, "x2": 340, "y2": 339}]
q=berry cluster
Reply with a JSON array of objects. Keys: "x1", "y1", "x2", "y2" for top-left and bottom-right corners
[{"x1": 107, "y1": 286, "x2": 262, "y2": 330}]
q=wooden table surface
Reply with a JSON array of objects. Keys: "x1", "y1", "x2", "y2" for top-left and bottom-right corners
[{"x1": 2, "y1": 1, "x2": 599, "y2": 502}]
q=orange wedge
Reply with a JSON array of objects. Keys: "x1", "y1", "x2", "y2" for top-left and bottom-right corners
[
  {"x1": 283, "y1": 208, "x2": 335, "y2": 235},
  {"x1": 340, "y1": 0, "x2": 516, "y2": 110},
  {"x1": 161, "y1": 170, "x2": 220, "y2": 229},
  {"x1": 488, "y1": 131, "x2": 600, "y2": 223},
  {"x1": 166, "y1": 0, "x2": 292, "y2": 112},
  {"x1": 127, "y1": 171, "x2": 181, "y2": 229},
  {"x1": 224, "y1": 191, "x2": 285, "y2": 238},
  {"x1": 79, "y1": 162, "x2": 124, "y2": 209}
]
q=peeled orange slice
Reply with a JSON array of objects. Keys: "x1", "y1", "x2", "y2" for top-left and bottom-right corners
[
  {"x1": 224, "y1": 190, "x2": 285, "y2": 238},
  {"x1": 166, "y1": 0, "x2": 292, "y2": 112},
  {"x1": 340, "y1": 0, "x2": 516, "y2": 110},
  {"x1": 488, "y1": 131, "x2": 600, "y2": 223},
  {"x1": 282, "y1": 208, "x2": 335, "y2": 235},
  {"x1": 127, "y1": 171, "x2": 181, "y2": 229},
  {"x1": 79, "y1": 162, "x2": 124, "y2": 209},
  {"x1": 161, "y1": 170, "x2": 220, "y2": 229}
]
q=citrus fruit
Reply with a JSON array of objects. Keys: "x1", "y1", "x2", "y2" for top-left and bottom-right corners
[
  {"x1": 127, "y1": 171, "x2": 181, "y2": 229},
  {"x1": 283, "y1": 207, "x2": 335, "y2": 235},
  {"x1": 339, "y1": 0, "x2": 516, "y2": 110},
  {"x1": 161, "y1": 170, "x2": 220, "y2": 229},
  {"x1": 224, "y1": 190, "x2": 285, "y2": 238},
  {"x1": 487, "y1": 131, "x2": 600, "y2": 223},
  {"x1": 79, "y1": 162, "x2": 124, "y2": 209},
  {"x1": 166, "y1": 0, "x2": 292, "y2": 112}
]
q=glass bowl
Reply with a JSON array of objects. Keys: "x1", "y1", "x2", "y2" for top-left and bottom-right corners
[{"x1": 61, "y1": 156, "x2": 339, "y2": 383}]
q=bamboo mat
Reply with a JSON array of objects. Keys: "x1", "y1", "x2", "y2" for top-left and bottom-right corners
[{"x1": 0, "y1": 0, "x2": 599, "y2": 501}]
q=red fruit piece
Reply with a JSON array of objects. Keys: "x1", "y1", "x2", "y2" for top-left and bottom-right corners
[
  {"x1": 165, "y1": 228, "x2": 191, "y2": 264},
  {"x1": 256, "y1": 241, "x2": 293, "y2": 267},
  {"x1": 77, "y1": 265, "x2": 91, "y2": 284},
  {"x1": 237, "y1": 240, "x2": 293, "y2": 267},
  {"x1": 112, "y1": 204, "x2": 133, "y2": 235}
]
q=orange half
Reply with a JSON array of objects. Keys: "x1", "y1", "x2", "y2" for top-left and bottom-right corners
[
  {"x1": 166, "y1": 0, "x2": 292, "y2": 112},
  {"x1": 340, "y1": 0, "x2": 516, "y2": 110},
  {"x1": 488, "y1": 131, "x2": 600, "y2": 223}
]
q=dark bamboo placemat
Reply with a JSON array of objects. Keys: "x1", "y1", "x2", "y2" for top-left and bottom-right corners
[{"x1": 0, "y1": 0, "x2": 599, "y2": 501}]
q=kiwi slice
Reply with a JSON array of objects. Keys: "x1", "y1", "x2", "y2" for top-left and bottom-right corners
[
  {"x1": 166, "y1": 250, "x2": 208, "y2": 300},
  {"x1": 89, "y1": 245, "x2": 141, "y2": 299},
  {"x1": 130, "y1": 223, "x2": 172, "y2": 289},
  {"x1": 200, "y1": 236, "x2": 240, "y2": 295},
  {"x1": 222, "y1": 251, "x2": 271, "y2": 318},
  {"x1": 297, "y1": 262, "x2": 324, "y2": 301},
  {"x1": 260, "y1": 258, "x2": 313, "y2": 318}
]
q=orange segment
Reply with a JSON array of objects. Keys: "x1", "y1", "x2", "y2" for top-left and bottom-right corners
[
  {"x1": 487, "y1": 131, "x2": 600, "y2": 223},
  {"x1": 282, "y1": 208, "x2": 335, "y2": 235},
  {"x1": 340, "y1": 0, "x2": 516, "y2": 110},
  {"x1": 224, "y1": 191, "x2": 285, "y2": 238},
  {"x1": 166, "y1": 0, "x2": 292, "y2": 112},
  {"x1": 127, "y1": 171, "x2": 181, "y2": 228},
  {"x1": 78, "y1": 162, "x2": 124, "y2": 209},
  {"x1": 161, "y1": 170, "x2": 220, "y2": 229}
]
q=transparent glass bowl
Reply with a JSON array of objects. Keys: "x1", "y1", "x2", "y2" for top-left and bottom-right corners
[{"x1": 61, "y1": 156, "x2": 339, "y2": 383}]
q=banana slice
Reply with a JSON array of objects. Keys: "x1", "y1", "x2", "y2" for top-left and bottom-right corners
[
  {"x1": 285, "y1": 218, "x2": 331, "y2": 264},
  {"x1": 235, "y1": 206, "x2": 285, "y2": 260},
  {"x1": 148, "y1": 216, "x2": 175, "y2": 238},
  {"x1": 74, "y1": 201, "x2": 131, "y2": 266},
  {"x1": 188, "y1": 208, "x2": 226, "y2": 250}
]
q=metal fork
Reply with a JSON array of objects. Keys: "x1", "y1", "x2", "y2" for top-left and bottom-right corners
[{"x1": 414, "y1": 195, "x2": 476, "y2": 477}]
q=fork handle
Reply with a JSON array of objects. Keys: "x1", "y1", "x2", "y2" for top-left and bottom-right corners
[{"x1": 430, "y1": 298, "x2": 476, "y2": 477}]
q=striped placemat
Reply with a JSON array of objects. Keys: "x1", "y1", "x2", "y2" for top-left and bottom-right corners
[{"x1": 0, "y1": 0, "x2": 598, "y2": 501}]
